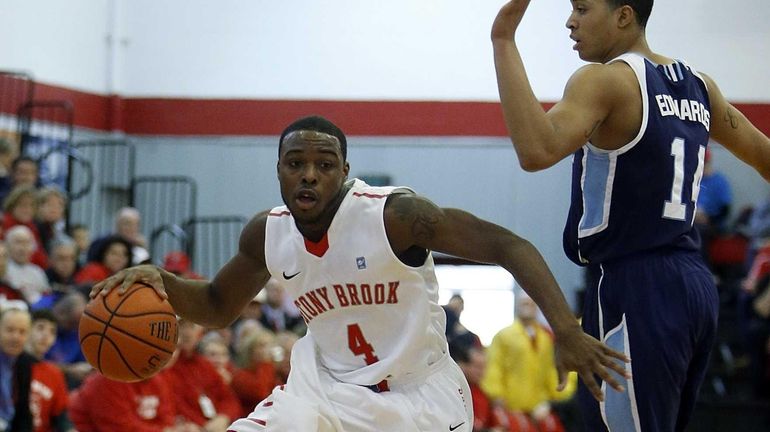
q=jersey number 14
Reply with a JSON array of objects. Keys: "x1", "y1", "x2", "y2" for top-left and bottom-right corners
[{"x1": 663, "y1": 138, "x2": 705, "y2": 223}]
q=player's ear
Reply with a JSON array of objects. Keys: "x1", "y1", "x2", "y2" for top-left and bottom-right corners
[
  {"x1": 343, "y1": 161, "x2": 350, "y2": 177},
  {"x1": 616, "y1": 5, "x2": 635, "y2": 28}
]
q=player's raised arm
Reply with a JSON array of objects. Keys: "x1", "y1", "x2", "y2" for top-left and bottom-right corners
[
  {"x1": 491, "y1": 0, "x2": 628, "y2": 171},
  {"x1": 702, "y1": 73, "x2": 770, "y2": 182},
  {"x1": 383, "y1": 192, "x2": 629, "y2": 401},
  {"x1": 92, "y1": 211, "x2": 272, "y2": 328}
]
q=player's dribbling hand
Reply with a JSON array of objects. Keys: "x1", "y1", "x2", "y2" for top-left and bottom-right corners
[
  {"x1": 90, "y1": 264, "x2": 169, "y2": 300},
  {"x1": 491, "y1": 0, "x2": 532, "y2": 41},
  {"x1": 554, "y1": 327, "x2": 631, "y2": 402}
]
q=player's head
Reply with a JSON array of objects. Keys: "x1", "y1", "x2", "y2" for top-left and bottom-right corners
[
  {"x1": 605, "y1": 0, "x2": 652, "y2": 28},
  {"x1": 567, "y1": 0, "x2": 652, "y2": 63},
  {"x1": 279, "y1": 115, "x2": 347, "y2": 161},
  {"x1": 277, "y1": 116, "x2": 351, "y2": 225}
]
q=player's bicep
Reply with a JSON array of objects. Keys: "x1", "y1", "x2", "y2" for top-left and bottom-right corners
[
  {"x1": 545, "y1": 66, "x2": 613, "y2": 156},
  {"x1": 384, "y1": 193, "x2": 516, "y2": 265},
  {"x1": 705, "y1": 74, "x2": 770, "y2": 180}
]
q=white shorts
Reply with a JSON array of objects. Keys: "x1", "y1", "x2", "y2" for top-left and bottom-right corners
[{"x1": 227, "y1": 334, "x2": 473, "y2": 432}]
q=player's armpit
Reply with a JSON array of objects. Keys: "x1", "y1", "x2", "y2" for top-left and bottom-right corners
[{"x1": 703, "y1": 73, "x2": 770, "y2": 181}]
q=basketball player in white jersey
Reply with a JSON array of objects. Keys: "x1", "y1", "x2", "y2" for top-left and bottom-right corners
[{"x1": 93, "y1": 115, "x2": 629, "y2": 432}]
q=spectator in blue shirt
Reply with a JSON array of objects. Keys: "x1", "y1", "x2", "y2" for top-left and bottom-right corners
[{"x1": 696, "y1": 148, "x2": 733, "y2": 233}]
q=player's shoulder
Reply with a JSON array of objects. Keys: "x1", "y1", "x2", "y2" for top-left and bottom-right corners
[
  {"x1": 247, "y1": 210, "x2": 271, "y2": 231},
  {"x1": 565, "y1": 62, "x2": 636, "y2": 102},
  {"x1": 239, "y1": 210, "x2": 270, "y2": 256},
  {"x1": 382, "y1": 191, "x2": 444, "y2": 238},
  {"x1": 570, "y1": 61, "x2": 631, "y2": 83}
]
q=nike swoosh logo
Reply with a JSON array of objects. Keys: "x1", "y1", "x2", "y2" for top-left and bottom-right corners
[
  {"x1": 282, "y1": 271, "x2": 301, "y2": 280},
  {"x1": 449, "y1": 422, "x2": 465, "y2": 431}
]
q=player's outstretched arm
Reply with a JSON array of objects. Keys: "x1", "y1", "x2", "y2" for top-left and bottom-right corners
[
  {"x1": 491, "y1": 1, "x2": 616, "y2": 171},
  {"x1": 91, "y1": 211, "x2": 272, "y2": 328},
  {"x1": 384, "y1": 192, "x2": 630, "y2": 401},
  {"x1": 704, "y1": 73, "x2": 770, "y2": 182}
]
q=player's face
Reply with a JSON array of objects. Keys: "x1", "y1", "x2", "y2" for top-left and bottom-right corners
[
  {"x1": 566, "y1": 0, "x2": 618, "y2": 63},
  {"x1": 277, "y1": 130, "x2": 350, "y2": 225}
]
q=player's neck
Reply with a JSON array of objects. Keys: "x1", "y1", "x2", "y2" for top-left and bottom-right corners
[
  {"x1": 601, "y1": 33, "x2": 652, "y2": 63},
  {"x1": 296, "y1": 182, "x2": 351, "y2": 242},
  {"x1": 621, "y1": 37, "x2": 670, "y2": 65}
]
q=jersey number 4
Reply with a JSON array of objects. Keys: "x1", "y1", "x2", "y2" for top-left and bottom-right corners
[
  {"x1": 347, "y1": 323, "x2": 379, "y2": 365},
  {"x1": 663, "y1": 138, "x2": 705, "y2": 222}
]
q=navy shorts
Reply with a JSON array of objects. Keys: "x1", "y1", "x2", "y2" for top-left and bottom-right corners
[{"x1": 579, "y1": 249, "x2": 718, "y2": 432}]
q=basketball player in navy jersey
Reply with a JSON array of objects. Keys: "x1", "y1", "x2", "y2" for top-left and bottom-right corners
[
  {"x1": 93, "y1": 116, "x2": 628, "y2": 431},
  {"x1": 492, "y1": 0, "x2": 770, "y2": 431}
]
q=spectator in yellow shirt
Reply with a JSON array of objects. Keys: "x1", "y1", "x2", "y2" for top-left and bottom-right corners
[{"x1": 482, "y1": 293, "x2": 577, "y2": 431}]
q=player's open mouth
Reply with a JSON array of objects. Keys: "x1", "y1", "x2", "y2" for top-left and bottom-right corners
[{"x1": 295, "y1": 190, "x2": 318, "y2": 210}]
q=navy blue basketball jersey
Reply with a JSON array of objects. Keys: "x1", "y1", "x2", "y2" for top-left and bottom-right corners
[{"x1": 563, "y1": 53, "x2": 711, "y2": 265}]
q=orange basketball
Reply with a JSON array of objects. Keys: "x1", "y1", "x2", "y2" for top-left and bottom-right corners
[{"x1": 79, "y1": 282, "x2": 178, "y2": 382}]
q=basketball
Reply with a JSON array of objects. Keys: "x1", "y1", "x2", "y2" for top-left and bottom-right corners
[{"x1": 79, "y1": 282, "x2": 178, "y2": 382}]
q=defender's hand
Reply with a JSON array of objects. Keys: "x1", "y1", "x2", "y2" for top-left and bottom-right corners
[
  {"x1": 554, "y1": 327, "x2": 631, "y2": 402},
  {"x1": 90, "y1": 264, "x2": 169, "y2": 300},
  {"x1": 491, "y1": 0, "x2": 532, "y2": 41}
]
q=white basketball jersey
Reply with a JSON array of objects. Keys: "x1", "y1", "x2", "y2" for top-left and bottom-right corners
[{"x1": 264, "y1": 179, "x2": 448, "y2": 386}]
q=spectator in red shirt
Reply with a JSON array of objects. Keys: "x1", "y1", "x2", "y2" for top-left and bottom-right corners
[
  {"x1": 68, "y1": 367, "x2": 198, "y2": 432},
  {"x1": 231, "y1": 329, "x2": 278, "y2": 416},
  {"x1": 165, "y1": 319, "x2": 241, "y2": 430},
  {"x1": 74, "y1": 236, "x2": 132, "y2": 286},
  {"x1": 200, "y1": 335, "x2": 238, "y2": 386},
  {"x1": 452, "y1": 344, "x2": 507, "y2": 432},
  {"x1": 25, "y1": 309, "x2": 74, "y2": 432},
  {"x1": 163, "y1": 251, "x2": 204, "y2": 280}
]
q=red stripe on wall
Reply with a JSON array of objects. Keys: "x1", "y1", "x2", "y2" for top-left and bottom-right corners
[
  {"x1": 33, "y1": 83, "x2": 119, "y2": 131},
  {"x1": 2, "y1": 78, "x2": 769, "y2": 137},
  {"x1": 122, "y1": 98, "x2": 513, "y2": 136}
]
